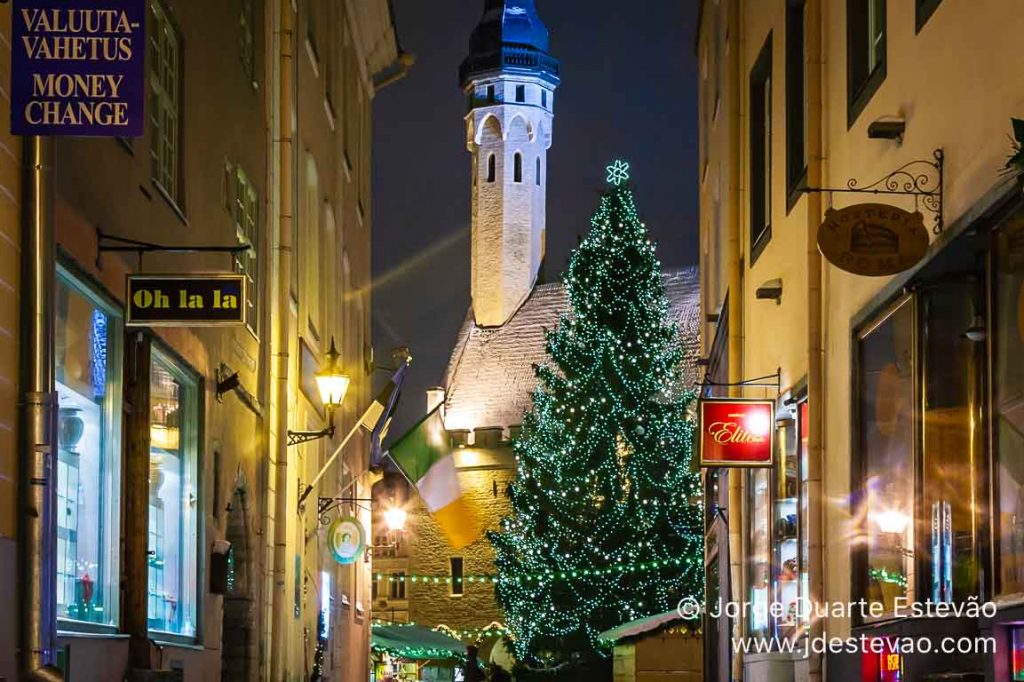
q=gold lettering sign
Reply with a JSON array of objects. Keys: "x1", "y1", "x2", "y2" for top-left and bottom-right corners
[{"x1": 817, "y1": 203, "x2": 928, "y2": 277}]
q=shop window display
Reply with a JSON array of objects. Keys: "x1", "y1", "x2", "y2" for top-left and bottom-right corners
[
  {"x1": 148, "y1": 350, "x2": 199, "y2": 637},
  {"x1": 55, "y1": 271, "x2": 123, "y2": 627}
]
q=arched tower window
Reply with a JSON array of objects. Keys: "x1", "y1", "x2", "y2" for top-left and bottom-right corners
[
  {"x1": 487, "y1": 153, "x2": 496, "y2": 183},
  {"x1": 514, "y1": 153, "x2": 523, "y2": 183},
  {"x1": 535, "y1": 156, "x2": 541, "y2": 186}
]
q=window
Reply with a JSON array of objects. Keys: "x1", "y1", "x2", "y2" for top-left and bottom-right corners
[
  {"x1": 389, "y1": 573, "x2": 406, "y2": 600},
  {"x1": 541, "y1": 90, "x2": 547, "y2": 108},
  {"x1": 847, "y1": 0, "x2": 886, "y2": 127},
  {"x1": 230, "y1": 166, "x2": 260, "y2": 334},
  {"x1": 513, "y1": 153, "x2": 523, "y2": 183},
  {"x1": 148, "y1": 349, "x2": 200, "y2": 637},
  {"x1": 515, "y1": 84, "x2": 526, "y2": 103},
  {"x1": 535, "y1": 156, "x2": 541, "y2": 186},
  {"x1": 747, "y1": 468, "x2": 770, "y2": 638},
  {"x1": 785, "y1": 0, "x2": 807, "y2": 204},
  {"x1": 305, "y1": 0, "x2": 319, "y2": 64},
  {"x1": 303, "y1": 157, "x2": 321, "y2": 338},
  {"x1": 486, "y1": 153, "x2": 496, "y2": 183},
  {"x1": 995, "y1": 212, "x2": 1024, "y2": 595},
  {"x1": 450, "y1": 557, "x2": 464, "y2": 596},
  {"x1": 239, "y1": 0, "x2": 254, "y2": 84},
  {"x1": 487, "y1": 85, "x2": 495, "y2": 103},
  {"x1": 150, "y1": 0, "x2": 182, "y2": 204},
  {"x1": 858, "y1": 299, "x2": 915, "y2": 616},
  {"x1": 55, "y1": 270, "x2": 123, "y2": 628},
  {"x1": 915, "y1": 0, "x2": 942, "y2": 32},
  {"x1": 749, "y1": 34, "x2": 772, "y2": 263}
]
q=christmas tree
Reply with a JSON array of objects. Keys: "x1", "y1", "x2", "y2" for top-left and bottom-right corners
[{"x1": 489, "y1": 161, "x2": 704, "y2": 669}]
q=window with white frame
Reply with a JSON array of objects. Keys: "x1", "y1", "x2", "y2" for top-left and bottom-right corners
[
  {"x1": 148, "y1": 349, "x2": 200, "y2": 638},
  {"x1": 230, "y1": 165, "x2": 259, "y2": 334},
  {"x1": 150, "y1": 0, "x2": 181, "y2": 204},
  {"x1": 55, "y1": 269, "x2": 123, "y2": 628}
]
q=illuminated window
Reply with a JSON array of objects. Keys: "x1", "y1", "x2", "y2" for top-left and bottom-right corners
[
  {"x1": 55, "y1": 269, "x2": 123, "y2": 629},
  {"x1": 148, "y1": 350, "x2": 200, "y2": 638},
  {"x1": 150, "y1": 0, "x2": 181, "y2": 204},
  {"x1": 389, "y1": 573, "x2": 406, "y2": 600}
]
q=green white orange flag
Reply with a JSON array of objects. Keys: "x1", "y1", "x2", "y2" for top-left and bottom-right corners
[{"x1": 386, "y1": 405, "x2": 480, "y2": 549}]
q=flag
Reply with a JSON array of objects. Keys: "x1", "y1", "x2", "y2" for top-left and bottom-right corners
[
  {"x1": 363, "y1": 360, "x2": 409, "y2": 465},
  {"x1": 386, "y1": 405, "x2": 480, "y2": 549}
]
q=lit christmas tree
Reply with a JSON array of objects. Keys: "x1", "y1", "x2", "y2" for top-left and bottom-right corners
[{"x1": 489, "y1": 161, "x2": 703, "y2": 670}]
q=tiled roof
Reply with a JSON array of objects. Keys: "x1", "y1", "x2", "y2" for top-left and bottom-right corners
[{"x1": 442, "y1": 266, "x2": 701, "y2": 433}]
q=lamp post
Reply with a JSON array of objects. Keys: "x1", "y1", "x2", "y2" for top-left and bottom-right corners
[{"x1": 287, "y1": 337, "x2": 350, "y2": 446}]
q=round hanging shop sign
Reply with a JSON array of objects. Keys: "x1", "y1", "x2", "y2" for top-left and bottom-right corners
[
  {"x1": 817, "y1": 203, "x2": 928, "y2": 277},
  {"x1": 327, "y1": 516, "x2": 365, "y2": 565}
]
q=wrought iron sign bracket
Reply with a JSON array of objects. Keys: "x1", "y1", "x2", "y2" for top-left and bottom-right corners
[
  {"x1": 287, "y1": 424, "x2": 335, "y2": 447},
  {"x1": 96, "y1": 228, "x2": 251, "y2": 269},
  {"x1": 318, "y1": 496, "x2": 373, "y2": 527},
  {"x1": 801, "y1": 148, "x2": 944, "y2": 234},
  {"x1": 698, "y1": 368, "x2": 782, "y2": 391}
]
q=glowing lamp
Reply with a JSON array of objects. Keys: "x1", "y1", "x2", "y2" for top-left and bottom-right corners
[
  {"x1": 315, "y1": 337, "x2": 350, "y2": 408},
  {"x1": 875, "y1": 509, "x2": 910, "y2": 535},
  {"x1": 745, "y1": 410, "x2": 771, "y2": 438},
  {"x1": 384, "y1": 507, "x2": 407, "y2": 532}
]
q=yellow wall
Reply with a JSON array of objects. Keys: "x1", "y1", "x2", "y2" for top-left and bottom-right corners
[{"x1": 698, "y1": 0, "x2": 1024, "y2": 655}]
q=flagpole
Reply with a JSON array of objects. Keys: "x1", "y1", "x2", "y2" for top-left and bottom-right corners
[{"x1": 297, "y1": 407, "x2": 370, "y2": 510}]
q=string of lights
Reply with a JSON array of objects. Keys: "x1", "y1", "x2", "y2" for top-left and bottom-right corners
[{"x1": 488, "y1": 164, "x2": 704, "y2": 668}]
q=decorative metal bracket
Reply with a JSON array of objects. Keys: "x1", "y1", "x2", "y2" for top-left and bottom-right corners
[
  {"x1": 317, "y1": 496, "x2": 373, "y2": 526},
  {"x1": 801, "y1": 148, "x2": 944, "y2": 234},
  {"x1": 287, "y1": 424, "x2": 335, "y2": 447},
  {"x1": 97, "y1": 228, "x2": 251, "y2": 268}
]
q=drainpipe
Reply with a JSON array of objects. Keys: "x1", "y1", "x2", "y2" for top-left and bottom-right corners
[
  {"x1": 726, "y1": 0, "x2": 745, "y2": 679},
  {"x1": 805, "y1": 0, "x2": 825, "y2": 680},
  {"x1": 19, "y1": 136, "x2": 63, "y2": 682},
  {"x1": 269, "y1": 0, "x2": 295, "y2": 679}
]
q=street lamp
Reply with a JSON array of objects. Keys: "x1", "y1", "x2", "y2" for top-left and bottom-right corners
[
  {"x1": 383, "y1": 506, "x2": 407, "y2": 533},
  {"x1": 288, "y1": 337, "x2": 351, "y2": 446}
]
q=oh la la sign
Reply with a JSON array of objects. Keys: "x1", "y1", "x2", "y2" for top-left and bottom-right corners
[
  {"x1": 126, "y1": 274, "x2": 245, "y2": 327},
  {"x1": 817, "y1": 203, "x2": 928, "y2": 277}
]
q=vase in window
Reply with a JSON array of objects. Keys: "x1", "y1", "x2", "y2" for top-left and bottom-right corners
[{"x1": 58, "y1": 407, "x2": 85, "y2": 455}]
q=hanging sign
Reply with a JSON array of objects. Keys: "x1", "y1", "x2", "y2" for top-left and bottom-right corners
[
  {"x1": 11, "y1": 0, "x2": 147, "y2": 136},
  {"x1": 126, "y1": 274, "x2": 245, "y2": 327},
  {"x1": 698, "y1": 398, "x2": 775, "y2": 468},
  {"x1": 817, "y1": 204, "x2": 928, "y2": 277},
  {"x1": 327, "y1": 516, "x2": 366, "y2": 565}
]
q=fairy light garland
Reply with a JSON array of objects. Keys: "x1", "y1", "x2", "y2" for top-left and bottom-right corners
[
  {"x1": 371, "y1": 620, "x2": 511, "y2": 642},
  {"x1": 373, "y1": 555, "x2": 699, "y2": 586},
  {"x1": 487, "y1": 162, "x2": 704, "y2": 669}
]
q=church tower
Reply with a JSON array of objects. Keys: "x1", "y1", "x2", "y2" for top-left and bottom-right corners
[{"x1": 460, "y1": 0, "x2": 559, "y2": 327}]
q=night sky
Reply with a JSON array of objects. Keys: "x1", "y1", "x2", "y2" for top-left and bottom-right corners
[{"x1": 371, "y1": 0, "x2": 700, "y2": 436}]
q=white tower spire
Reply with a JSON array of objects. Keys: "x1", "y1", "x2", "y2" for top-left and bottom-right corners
[{"x1": 460, "y1": 0, "x2": 559, "y2": 327}]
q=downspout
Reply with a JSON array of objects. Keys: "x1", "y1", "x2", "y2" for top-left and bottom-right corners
[
  {"x1": 269, "y1": 0, "x2": 295, "y2": 679},
  {"x1": 805, "y1": 0, "x2": 825, "y2": 680},
  {"x1": 19, "y1": 136, "x2": 63, "y2": 682},
  {"x1": 726, "y1": 0, "x2": 745, "y2": 679}
]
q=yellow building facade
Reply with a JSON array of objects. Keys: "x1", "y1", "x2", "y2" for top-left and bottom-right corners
[{"x1": 698, "y1": 1, "x2": 1024, "y2": 680}]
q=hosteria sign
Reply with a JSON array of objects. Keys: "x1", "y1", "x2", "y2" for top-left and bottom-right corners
[
  {"x1": 698, "y1": 398, "x2": 775, "y2": 467},
  {"x1": 11, "y1": 0, "x2": 146, "y2": 136}
]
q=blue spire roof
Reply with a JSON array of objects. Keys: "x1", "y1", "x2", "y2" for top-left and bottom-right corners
[{"x1": 460, "y1": 0, "x2": 559, "y2": 88}]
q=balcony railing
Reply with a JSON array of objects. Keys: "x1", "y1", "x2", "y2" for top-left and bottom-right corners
[{"x1": 460, "y1": 45, "x2": 560, "y2": 84}]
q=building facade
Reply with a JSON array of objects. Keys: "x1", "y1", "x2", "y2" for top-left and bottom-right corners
[
  {"x1": 698, "y1": 1, "x2": 1024, "y2": 681},
  {"x1": 0, "y1": 1, "x2": 406, "y2": 681}
]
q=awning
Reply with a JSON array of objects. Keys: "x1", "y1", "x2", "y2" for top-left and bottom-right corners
[
  {"x1": 597, "y1": 610, "x2": 688, "y2": 644},
  {"x1": 371, "y1": 623, "x2": 466, "y2": 662}
]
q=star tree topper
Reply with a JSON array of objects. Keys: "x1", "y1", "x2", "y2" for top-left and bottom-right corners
[{"x1": 606, "y1": 159, "x2": 630, "y2": 186}]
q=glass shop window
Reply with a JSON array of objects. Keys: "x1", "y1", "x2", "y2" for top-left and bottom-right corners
[
  {"x1": 148, "y1": 350, "x2": 200, "y2": 638},
  {"x1": 55, "y1": 270, "x2": 123, "y2": 628},
  {"x1": 994, "y1": 212, "x2": 1024, "y2": 595},
  {"x1": 858, "y1": 298, "x2": 915, "y2": 616},
  {"x1": 747, "y1": 468, "x2": 770, "y2": 638},
  {"x1": 920, "y1": 284, "x2": 981, "y2": 603},
  {"x1": 773, "y1": 407, "x2": 804, "y2": 640}
]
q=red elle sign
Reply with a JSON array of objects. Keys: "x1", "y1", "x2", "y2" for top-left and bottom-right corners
[{"x1": 698, "y1": 399, "x2": 775, "y2": 468}]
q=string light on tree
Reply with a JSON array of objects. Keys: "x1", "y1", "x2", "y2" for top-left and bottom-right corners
[{"x1": 488, "y1": 161, "x2": 703, "y2": 670}]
